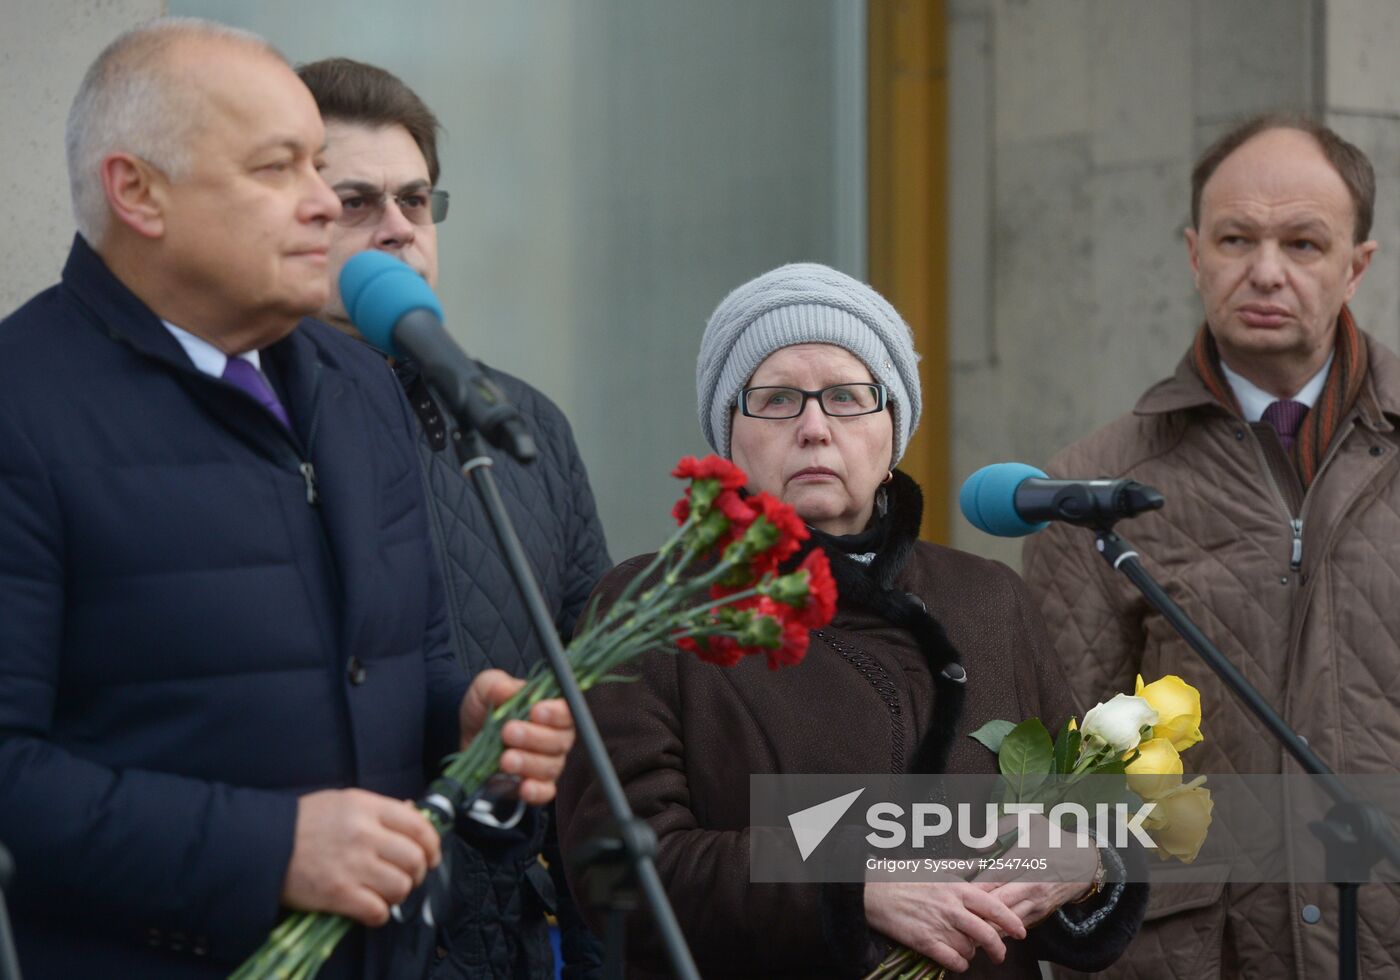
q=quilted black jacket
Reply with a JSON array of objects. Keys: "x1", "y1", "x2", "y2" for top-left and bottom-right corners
[{"x1": 394, "y1": 360, "x2": 612, "y2": 979}]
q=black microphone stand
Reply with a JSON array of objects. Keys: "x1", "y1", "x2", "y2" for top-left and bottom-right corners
[
  {"x1": 452, "y1": 425, "x2": 700, "y2": 980},
  {"x1": 1090, "y1": 522, "x2": 1400, "y2": 980},
  {"x1": 0, "y1": 842, "x2": 22, "y2": 980}
]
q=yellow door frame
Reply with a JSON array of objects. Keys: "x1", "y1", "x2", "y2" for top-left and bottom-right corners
[{"x1": 867, "y1": 0, "x2": 949, "y2": 543}]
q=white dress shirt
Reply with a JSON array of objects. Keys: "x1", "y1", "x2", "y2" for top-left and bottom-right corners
[
  {"x1": 1220, "y1": 352, "x2": 1333, "y2": 422},
  {"x1": 162, "y1": 320, "x2": 263, "y2": 379}
]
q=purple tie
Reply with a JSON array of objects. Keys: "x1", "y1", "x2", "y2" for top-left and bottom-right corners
[
  {"x1": 1262, "y1": 399, "x2": 1307, "y2": 453},
  {"x1": 222, "y1": 356, "x2": 291, "y2": 431}
]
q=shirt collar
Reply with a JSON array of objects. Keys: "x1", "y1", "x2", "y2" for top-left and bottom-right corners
[
  {"x1": 162, "y1": 321, "x2": 261, "y2": 379},
  {"x1": 1221, "y1": 351, "x2": 1334, "y2": 422}
]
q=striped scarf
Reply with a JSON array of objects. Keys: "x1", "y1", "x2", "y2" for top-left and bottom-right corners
[{"x1": 1191, "y1": 305, "x2": 1367, "y2": 487}]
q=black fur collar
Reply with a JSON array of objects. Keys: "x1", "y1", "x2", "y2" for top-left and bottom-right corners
[{"x1": 805, "y1": 470, "x2": 967, "y2": 775}]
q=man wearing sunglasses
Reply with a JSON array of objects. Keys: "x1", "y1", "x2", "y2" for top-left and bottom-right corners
[{"x1": 297, "y1": 58, "x2": 611, "y2": 980}]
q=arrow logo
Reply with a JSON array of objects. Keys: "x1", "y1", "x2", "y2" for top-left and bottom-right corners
[{"x1": 787, "y1": 788, "x2": 864, "y2": 861}]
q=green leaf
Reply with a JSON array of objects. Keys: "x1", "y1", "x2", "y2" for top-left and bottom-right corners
[
  {"x1": 764, "y1": 569, "x2": 811, "y2": 606},
  {"x1": 1053, "y1": 720, "x2": 1082, "y2": 774},
  {"x1": 998, "y1": 718, "x2": 1055, "y2": 799},
  {"x1": 742, "y1": 515, "x2": 779, "y2": 552},
  {"x1": 969, "y1": 719, "x2": 1016, "y2": 755},
  {"x1": 574, "y1": 594, "x2": 601, "y2": 636},
  {"x1": 689, "y1": 477, "x2": 720, "y2": 514}
]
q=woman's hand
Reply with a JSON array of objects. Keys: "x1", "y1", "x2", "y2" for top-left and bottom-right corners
[
  {"x1": 973, "y1": 814, "x2": 1101, "y2": 928},
  {"x1": 976, "y1": 877, "x2": 1089, "y2": 930},
  {"x1": 864, "y1": 878, "x2": 1027, "y2": 974}
]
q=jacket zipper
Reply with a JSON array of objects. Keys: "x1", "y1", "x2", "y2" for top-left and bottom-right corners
[
  {"x1": 278, "y1": 362, "x2": 338, "y2": 599},
  {"x1": 299, "y1": 462, "x2": 318, "y2": 504},
  {"x1": 1246, "y1": 432, "x2": 1302, "y2": 570},
  {"x1": 1246, "y1": 419, "x2": 1354, "y2": 573},
  {"x1": 297, "y1": 362, "x2": 325, "y2": 505},
  {"x1": 1292, "y1": 429, "x2": 1353, "y2": 570}
]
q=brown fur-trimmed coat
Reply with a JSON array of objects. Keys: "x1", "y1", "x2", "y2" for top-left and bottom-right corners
[{"x1": 557, "y1": 472, "x2": 1146, "y2": 977}]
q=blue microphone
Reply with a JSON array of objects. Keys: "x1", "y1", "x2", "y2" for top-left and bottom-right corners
[
  {"x1": 340, "y1": 251, "x2": 536, "y2": 462},
  {"x1": 960, "y1": 462, "x2": 1164, "y2": 537},
  {"x1": 339, "y1": 249, "x2": 443, "y2": 354}
]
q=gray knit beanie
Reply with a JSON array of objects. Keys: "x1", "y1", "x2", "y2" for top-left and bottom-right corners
[{"x1": 696, "y1": 262, "x2": 922, "y2": 463}]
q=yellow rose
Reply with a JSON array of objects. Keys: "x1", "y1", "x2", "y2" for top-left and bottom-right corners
[
  {"x1": 1135, "y1": 674, "x2": 1203, "y2": 751},
  {"x1": 1143, "y1": 778, "x2": 1213, "y2": 863},
  {"x1": 1125, "y1": 737, "x2": 1183, "y2": 799}
]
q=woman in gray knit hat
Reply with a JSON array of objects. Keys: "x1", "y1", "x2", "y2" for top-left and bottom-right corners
[{"x1": 556, "y1": 264, "x2": 1145, "y2": 979}]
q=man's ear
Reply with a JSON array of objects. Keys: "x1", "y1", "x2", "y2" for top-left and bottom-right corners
[
  {"x1": 99, "y1": 153, "x2": 167, "y2": 240},
  {"x1": 1184, "y1": 226, "x2": 1201, "y2": 288},
  {"x1": 1344, "y1": 239, "x2": 1379, "y2": 303}
]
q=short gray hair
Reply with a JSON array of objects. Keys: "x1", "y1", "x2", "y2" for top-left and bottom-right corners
[{"x1": 65, "y1": 17, "x2": 285, "y2": 243}]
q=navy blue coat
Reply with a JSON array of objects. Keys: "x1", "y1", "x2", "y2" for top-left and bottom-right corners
[{"x1": 0, "y1": 237, "x2": 471, "y2": 978}]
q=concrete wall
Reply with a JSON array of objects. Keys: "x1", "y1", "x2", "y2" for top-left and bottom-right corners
[
  {"x1": 946, "y1": 0, "x2": 1356, "y2": 567},
  {"x1": 0, "y1": 0, "x2": 165, "y2": 315},
  {"x1": 1325, "y1": 0, "x2": 1400, "y2": 357}
]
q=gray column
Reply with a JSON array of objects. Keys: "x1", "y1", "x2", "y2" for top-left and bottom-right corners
[{"x1": 0, "y1": 0, "x2": 165, "y2": 314}]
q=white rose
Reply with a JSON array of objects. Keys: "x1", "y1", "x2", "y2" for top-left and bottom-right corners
[{"x1": 1080, "y1": 693, "x2": 1159, "y2": 754}]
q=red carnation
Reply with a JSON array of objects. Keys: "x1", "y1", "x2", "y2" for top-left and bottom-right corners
[
  {"x1": 672, "y1": 455, "x2": 748, "y2": 490},
  {"x1": 746, "y1": 595, "x2": 782, "y2": 620},
  {"x1": 766, "y1": 618, "x2": 811, "y2": 671},
  {"x1": 744, "y1": 492, "x2": 808, "y2": 576},
  {"x1": 716, "y1": 489, "x2": 757, "y2": 529},
  {"x1": 677, "y1": 632, "x2": 744, "y2": 668},
  {"x1": 794, "y1": 549, "x2": 838, "y2": 629},
  {"x1": 750, "y1": 492, "x2": 807, "y2": 554}
]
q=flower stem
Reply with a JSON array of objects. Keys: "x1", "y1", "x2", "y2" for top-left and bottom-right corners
[
  {"x1": 863, "y1": 946, "x2": 913, "y2": 979},
  {"x1": 604, "y1": 520, "x2": 692, "y2": 614}
]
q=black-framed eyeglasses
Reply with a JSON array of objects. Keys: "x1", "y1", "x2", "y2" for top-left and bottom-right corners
[
  {"x1": 738, "y1": 383, "x2": 888, "y2": 419},
  {"x1": 335, "y1": 188, "x2": 450, "y2": 228}
]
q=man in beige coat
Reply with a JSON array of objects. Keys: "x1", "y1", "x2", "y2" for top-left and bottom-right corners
[{"x1": 1023, "y1": 114, "x2": 1400, "y2": 978}]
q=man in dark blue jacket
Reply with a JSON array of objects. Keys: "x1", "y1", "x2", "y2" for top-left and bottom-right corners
[
  {"x1": 0, "y1": 19, "x2": 574, "y2": 979},
  {"x1": 296, "y1": 57, "x2": 613, "y2": 978}
]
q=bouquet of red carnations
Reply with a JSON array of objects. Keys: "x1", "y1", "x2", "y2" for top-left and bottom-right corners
[{"x1": 232, "y1": 455, "x2": 836, "y2": 979}]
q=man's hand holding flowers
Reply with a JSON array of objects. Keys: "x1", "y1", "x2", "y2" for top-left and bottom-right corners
[
  {"x1": 239, "y1": 456, "x2": 835, "y2": 979},
  {"x1": 460, "y1": 669, "x2": 576, "y2": 805},
  {"x1": 281, "y1": 789, "x2": 443, "y2": 927},
  {"x1": 277, "y1": 670, "x2": 576, "y2": 931}
]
